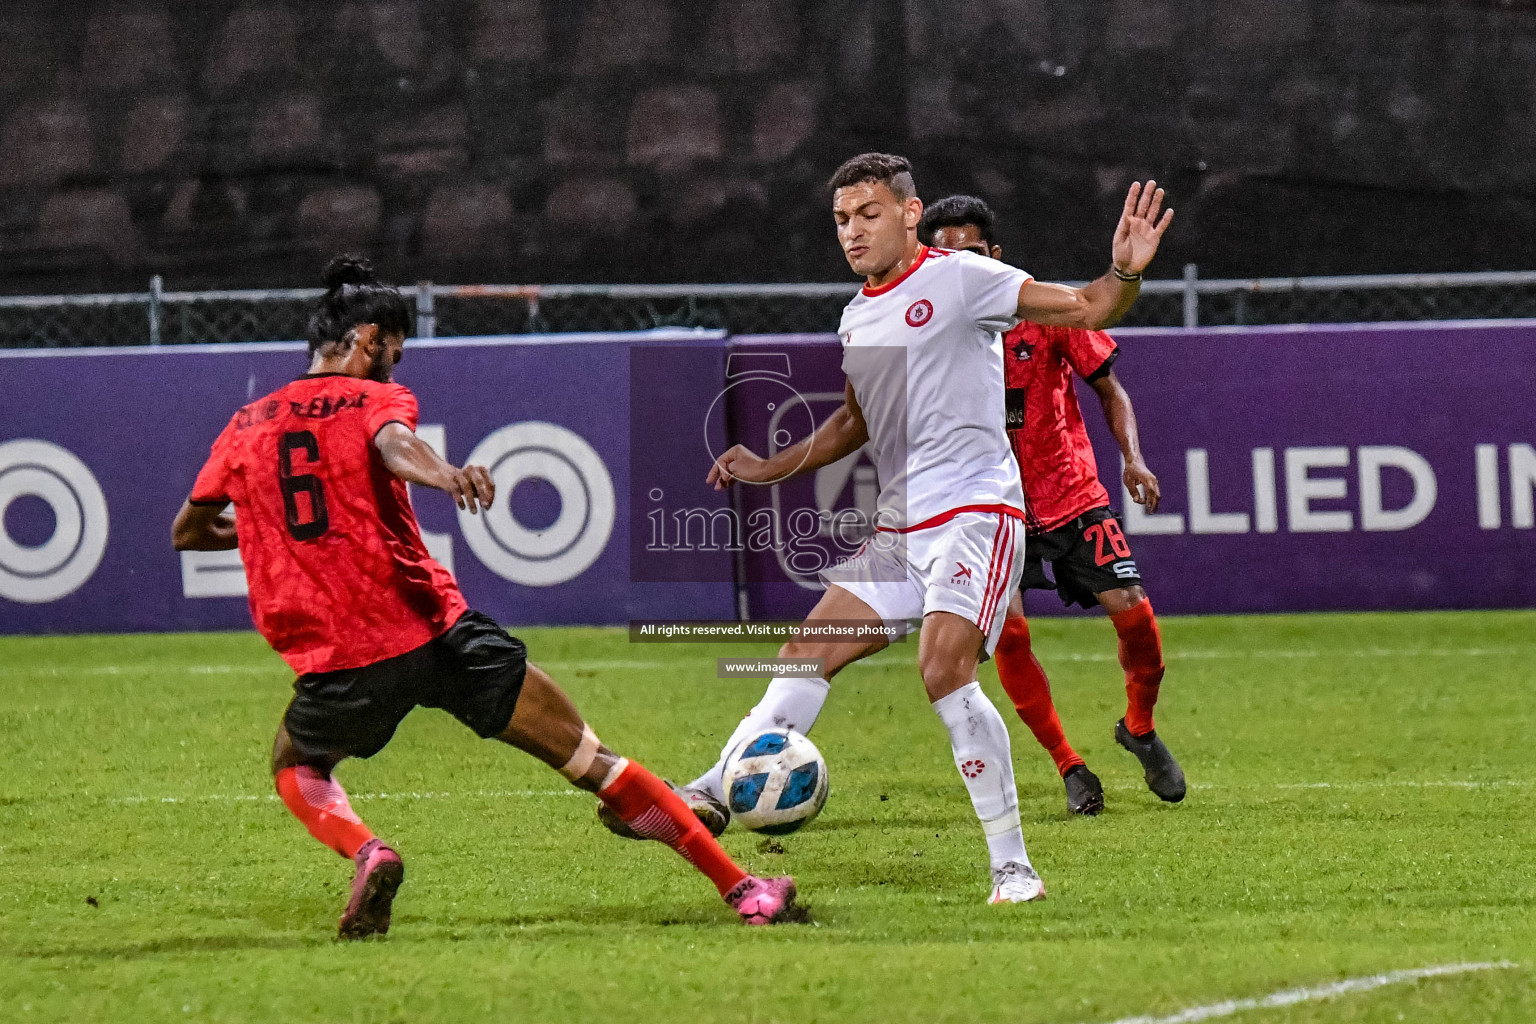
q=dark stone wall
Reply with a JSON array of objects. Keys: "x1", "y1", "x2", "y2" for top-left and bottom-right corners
[{"x1": 1, "y1": 0, "x2": 1533, "y2": 293}]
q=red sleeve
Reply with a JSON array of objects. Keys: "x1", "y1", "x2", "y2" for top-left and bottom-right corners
[
  {"x1": 189, "y1": 421, "x2": 236, "y2": 506},
  {"x1": 1062, "y1": 328, "x2": 1119, "y2": 381},
  {"x1": 366, "y1": 383, "x2": 419, "y2": 438}
]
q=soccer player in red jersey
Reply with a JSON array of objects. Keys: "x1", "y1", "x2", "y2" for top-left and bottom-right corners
[
  {"x1": 171, "y1": 256, "x2": 801, "y2": 937},
  {"x1": 920, "y1": 197, "x2": 1186, "y2": 813}
]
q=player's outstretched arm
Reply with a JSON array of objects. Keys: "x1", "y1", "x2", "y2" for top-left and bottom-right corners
[
  {"x1": 1089, "y1": 369, "x2": 1160, "y2": 512},
  {"x1": 1016, "y1": 181, "x2": 1173, "y2": 330},
  {"x1": 374, "y1": 422, "x2": 495, "y2": 513},
  {"x1": 171, "y1": 501, "x2": 238, "y2": 551},
  {"x1": 707, "y1": 379, "x2": 869, "y2": 490}
]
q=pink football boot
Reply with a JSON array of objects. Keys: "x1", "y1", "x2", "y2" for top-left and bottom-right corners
[
  {"x1": 725, "y1": 875, "x2": 804, "y2": 925},
  {"x1": 338, "y1": 838, "x2": 404, "y2": 939}
]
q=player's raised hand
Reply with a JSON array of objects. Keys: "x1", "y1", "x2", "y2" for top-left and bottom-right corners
[
  {"x1": 707, "y1": 444, "x2": 770, "y2": 490},
  {"x1": 1124, "y1": 458, "x2": 1161, "y2": 513},
  {"x1": 447, "y1": 463, "x2": 496, "y2": 513},
  {"x1": 1112, "y1": 181, "x2": 1174, "y2": 277}
]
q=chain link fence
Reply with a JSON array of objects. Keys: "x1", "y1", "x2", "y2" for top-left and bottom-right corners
[{"x1": 4, "y1": 268, "x2": 1536, "y2": 348}]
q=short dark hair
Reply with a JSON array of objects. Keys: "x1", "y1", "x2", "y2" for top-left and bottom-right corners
[
  {"x1": 827, "y1": 152, "x2": 916, "y2": 201},
  {"x1": 918, "y1": 195, "x2": 997, "y2": 248},
  {"x1": 306, "y1": 254, "x2": 411, "y2": 356}
]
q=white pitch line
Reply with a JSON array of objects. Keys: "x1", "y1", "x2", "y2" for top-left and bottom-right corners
[
  {"x1": 0, "y1": 664, "x2": 275, "y2": 677},
  {"x1": 1092, "y1": 960, "x2": 1519, "y2": 1024},
  {"x1": 538, "y1": 660, "x2": 671, "y2": 670},
  {"x1": 3, "y1": 646, "x2": 1530, "y2": 680},
  {"x1": 1038, "y1": 646, "x2": 1535, "y2": 664}
]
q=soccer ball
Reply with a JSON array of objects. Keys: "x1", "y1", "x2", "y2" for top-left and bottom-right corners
[{"x1": 722, "y1": 729, "x2": 829, "y2": 834}]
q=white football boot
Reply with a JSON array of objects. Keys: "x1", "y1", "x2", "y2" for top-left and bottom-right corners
[{"x1": 988, "y1": 861, "x2": 1047, "y2": 904}]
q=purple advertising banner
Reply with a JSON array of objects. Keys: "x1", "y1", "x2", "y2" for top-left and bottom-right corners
[
  {"x1": 731, "y1": 322, "x2": 1536, "y2": 618},
  {"x1": 4, "y1": 322, "x2": 1534, "y2": 635},
  {"x1": 0, "y1": 332, "x2": 735, "y2": 634}
]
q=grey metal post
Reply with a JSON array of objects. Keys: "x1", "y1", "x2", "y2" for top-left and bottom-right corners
[
  {"x1": 148, "y1": 274, "x2": 164, "y2": 345},
  {"x1": 1182, "y1": 263, "x2": 1198, "y2": 328},
  {"x1": 416, "y1": 281, "x2": 435, "y2": 338}
]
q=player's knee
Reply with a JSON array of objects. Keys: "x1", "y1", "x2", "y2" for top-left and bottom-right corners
[
  {"x1": 917, "y1": 651, "x2": 971, "y2": 702},
  {"x1": 1100, "y1": 585, "x2": 1147, "y2": 615}
]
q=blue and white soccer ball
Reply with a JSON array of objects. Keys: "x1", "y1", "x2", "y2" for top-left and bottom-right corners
[{"x1": 722, "y1": 729, "x2": 829, "y2": 834}]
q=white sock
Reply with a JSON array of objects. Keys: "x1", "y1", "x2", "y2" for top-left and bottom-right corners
[
  {"x1": 932, "y1": 681, "x2": 1029, "y2": 871},
  {"x1": 689, "y1": 676, "x2": 831, "y2": 803}
]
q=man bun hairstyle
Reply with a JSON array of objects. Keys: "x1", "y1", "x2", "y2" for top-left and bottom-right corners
[
  {"x1": 919, "y1": 194, "x2": 998, "y2": 248},
  {"x1": 320, "y1": 254, "x2": 377, "y2": 290},
  {"x1": 827, "y1": 152, "x2": 917, "y2": 202},
  {"x1": 307, "y1": 254, "x2": 412, "y2": 356}
]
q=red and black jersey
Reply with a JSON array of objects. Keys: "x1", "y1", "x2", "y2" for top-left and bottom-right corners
[
  {"x1": 1002, "y1": 323, "x2": 1119, "y2": 532},
  {"x1": 190, "y1": 374, "x2": 467, "y2": 675}
]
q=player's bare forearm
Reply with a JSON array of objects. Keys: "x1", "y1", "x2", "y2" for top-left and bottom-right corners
[
  {"x1": 375, "y1": 422, "x2": 495, "y2": 513},
  {"x1": 789, "y1": 402, "x2": 869, "y2": 473},
  {"x1": 1090, "y1": 371, "x2": 1159, "y2": 511},
  {"x1": 171, "y1": 500, "x2": 238, "y2": 551},
  {"x1": 1017, "y1": 275, "x2": 1139, "y2": 330},
  {"x1": 1090, "y1": 371, "x2": 1142, "y2": 463},
  {"x1": 376, "y1": 425, "x2": 452, "y2": 489},
  {"x1": 707, "y1": 382, "x2": 869, "y2": 489}
]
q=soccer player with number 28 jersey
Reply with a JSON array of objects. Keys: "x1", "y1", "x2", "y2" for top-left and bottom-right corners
[
  {"x1": 644, "y1": 154, "x2": 1171, "y2": 905},
  {"x1": 171, "y1": 256, "x2": 802, "y2": 937},
  {"x1": 921, "y1": 196, "x2": 1186, "y2": 815}
]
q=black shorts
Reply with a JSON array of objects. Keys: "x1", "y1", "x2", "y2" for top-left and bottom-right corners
[
  {"x1": 1020, "y1": 506, "x2": 1143, "y2": 609},
  {"x1": 282, "y1": 609, "x2": 528, "y2": 761}
]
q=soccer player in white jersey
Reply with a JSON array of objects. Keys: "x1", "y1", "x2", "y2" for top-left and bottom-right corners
[{"x1": 611, "y1": 153, "x2": 1171, "y2": 904}]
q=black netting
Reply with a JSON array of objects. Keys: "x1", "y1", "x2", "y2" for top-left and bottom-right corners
[
  {"x1": 0, "y1": 301, "x2": 151, "y2": 348},
  {"x1": 5, "y1": 279, "x2": 1536, "y2": 348},
  {"x1": 160, "y1": 297, "x2": 315, "y2": 345}
]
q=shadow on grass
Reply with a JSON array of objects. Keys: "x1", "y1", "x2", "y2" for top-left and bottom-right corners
[
  {"x1": 8, "y1": 932, "x2": 320, "y2": 961},
  {"x1": 409, "y1": 903, "x2": 730, "y2": 935}
]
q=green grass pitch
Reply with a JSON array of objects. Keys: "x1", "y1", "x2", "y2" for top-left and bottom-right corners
[{"x1": 2, "y1": 610, "x2": 1533, "y2": 1023}]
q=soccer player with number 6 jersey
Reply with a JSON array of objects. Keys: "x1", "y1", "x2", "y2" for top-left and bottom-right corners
[
  {"x1": 921, "y1": 196, "x2": 1187, "y2": 814},
  {"x1": 171, "y1": 256, "x2": 802, "y2": 937}
]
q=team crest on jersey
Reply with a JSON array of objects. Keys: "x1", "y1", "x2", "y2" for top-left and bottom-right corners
[
  {"x1": 950, "y1": 561, "x2": 973, "y2": 585},
  {"x1": 1009, "y1": 336, "x2": 1035, "y2": 361},
  {"x1": 905, "y1": 299, "x2": 934, "y2": 327}
]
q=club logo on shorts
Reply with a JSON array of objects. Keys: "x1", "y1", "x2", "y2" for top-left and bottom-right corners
[
  {"x1": 905, "y1": 299, "x2": 934, "y2": 327},
  {"x1": 961, "y1": 759, "x2": 986, "y2": 778},
  {"x1": 950, "y1": 561, "x2": 972, "y2": 585}
]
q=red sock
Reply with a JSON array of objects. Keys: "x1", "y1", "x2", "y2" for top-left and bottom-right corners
[
  {"x1": 275, "y1": 765, "x2": 376, "y2": 859},
  {"x1": 993, "y1": 614, "x2": 1085, "y2": 776},
  {"x1": 598, "y1": 759, "x2": 748, "y2": 897},
  {"x1": 1111, "y1": 599, "x2": 1165, "y2": 737}
]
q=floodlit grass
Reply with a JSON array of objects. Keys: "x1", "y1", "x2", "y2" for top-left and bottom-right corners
[{"x1": 1, "y1": 611, "x2": 1533, "y2": 1023}]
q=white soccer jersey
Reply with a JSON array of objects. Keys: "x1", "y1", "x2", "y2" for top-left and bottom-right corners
[{"x1": 837, "y1": 246, "x2": 1031, "y2": 531}]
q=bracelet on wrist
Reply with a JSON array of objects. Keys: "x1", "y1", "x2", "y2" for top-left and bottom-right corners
[{"x1": 1111, "y1": 264, "x2": 1142, "y2": 282}]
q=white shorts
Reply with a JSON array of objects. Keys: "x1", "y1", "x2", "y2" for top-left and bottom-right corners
[{"x1": 820, "y1": 511, "x2": 1023, "y2": 657}]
